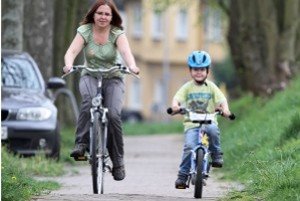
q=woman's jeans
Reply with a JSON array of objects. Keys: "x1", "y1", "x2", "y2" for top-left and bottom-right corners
[
  {"x1": 178, "y1": 124, "x2": 221, "y2": 177},
  {"x1": 75, "y1": 75, "x2": 125, "y2": 167}
]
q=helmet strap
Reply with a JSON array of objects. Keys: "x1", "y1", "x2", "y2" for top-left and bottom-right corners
[{"x1": 195, "y1": 80, "x2": 207, "y2": 86}]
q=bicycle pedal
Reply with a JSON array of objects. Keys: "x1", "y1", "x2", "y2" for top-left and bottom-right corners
[
  {"x1": 73, "y1": 155, "x2": 88, "y2": 161},
  {"x1": 105, "y1": 165, "x2": 112, "y2": 173},
  {"x1": 175, "y1": 185, "x2": 187, "y2": 189}
]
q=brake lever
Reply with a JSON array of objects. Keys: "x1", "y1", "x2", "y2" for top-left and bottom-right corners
[
  {"x1": 61, "y1": 67, "x2": 77, "y2": 79},
  {"x1": 123, "y1": 67, "x2": 140, "y2": 79}
]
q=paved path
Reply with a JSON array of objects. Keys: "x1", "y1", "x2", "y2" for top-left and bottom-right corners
[{"x1": 33, "y1": 135, "x2": 236, "y2": 201}]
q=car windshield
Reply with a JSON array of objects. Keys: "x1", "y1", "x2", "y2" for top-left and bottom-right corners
[{"x1": 1, "y1": 57, "x2": 42, "y2": 90}]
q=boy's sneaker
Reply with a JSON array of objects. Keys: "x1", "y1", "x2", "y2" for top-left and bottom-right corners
[
  {"x1": 211, "y1": 152, "x2": 223, "y2": 168},
  {"x1": 175, "y1": 175, "x2": 188, "y2": 189},
  {"x1": 70, "y1": 143, "x2": 87, "y2": 157}
]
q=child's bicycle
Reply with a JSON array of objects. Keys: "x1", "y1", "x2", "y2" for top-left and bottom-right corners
[
  {"x1": 167, "y1": 107, "x2": 235, "y2": 198},
  {"x1": 62, "y1": 64, "x2": 139, "y2": 194}
]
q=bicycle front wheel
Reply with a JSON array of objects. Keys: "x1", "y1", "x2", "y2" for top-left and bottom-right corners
[
  {"x1": 194, "y1": 148, "x2": 204, "y2": 198},
  {"x1": 90, "y1": 111, "x2": 104, "y2": 194}
]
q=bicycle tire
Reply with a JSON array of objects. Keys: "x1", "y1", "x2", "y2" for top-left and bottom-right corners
[
  {"x1": 91, "y1": 111, "x2": 104, "y2": 194},
  {"x1": 99, "y1": 117, "x2": 106, "y2": 194},
  {"x1": 194, "y1": 148, "x2": 204, "y2": 198}
]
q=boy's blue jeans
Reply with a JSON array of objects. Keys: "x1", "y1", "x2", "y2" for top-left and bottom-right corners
[{"x1": 178, "y1": 124, "x2": 221, "y2": 177}]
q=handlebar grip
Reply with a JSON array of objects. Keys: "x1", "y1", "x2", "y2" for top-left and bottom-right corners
[
  {"x1": 229, "y1": 113, "x2": 236, "y2": 120},
  {"x1": 167, "y1": 107, "x2": 186, "y2": 115},
  {"x1": 166, "y1": 108, "x2": 173, "y2": 114}
]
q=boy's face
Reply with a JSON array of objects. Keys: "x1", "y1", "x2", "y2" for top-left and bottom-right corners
[{"x1": 190, "y1": 68, "x2": 208, "y2": 82}]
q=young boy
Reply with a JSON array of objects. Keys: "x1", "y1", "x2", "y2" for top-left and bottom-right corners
[{"x1": 171, "y1": 50, "x2": 232, "y2": 189}]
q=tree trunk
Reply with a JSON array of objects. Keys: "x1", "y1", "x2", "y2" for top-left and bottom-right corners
[
  {"x1": 228, "y1": 0, "x2": 300, "y2": 96},
  {"x1": 53, "y1": 0, "x2": 89, "y2": 126},
  {"x1": 23, "y1": 0, "x2": 54, "y2": 80},
  {"x1": 1, "y1": 0, "x2": 24, "y2": 50}
]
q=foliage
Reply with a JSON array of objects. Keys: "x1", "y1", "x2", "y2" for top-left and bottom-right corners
[
  {"x1": 278, "y1": 113, "x2": 300, "y2": 145},
  {"x1": 227, "y1": 0, "x2": 300, "y2": 96},
  {"x1": 1, "y1": 148, "x2": 60, "y2": 201},
  {"x1": 2, "y1": 76, "x2": 300, "y2": 200},
  {"x1": 220, "y1": 76, "x2": 300, "y2": 200},
  {"x1": 212, "y1": 56, "x2": 239, "y2": 96},
  {"x1": 150, "y1": 0, "x2": 191, "y2": 12}
]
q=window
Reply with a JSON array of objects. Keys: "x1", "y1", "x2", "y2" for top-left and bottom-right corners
[
  {"x1": 1, "y1": 57, "x2": 41, "y2": 90},
  {"x1": 129, "y1": 79, "x2": 141, "y2": 109},
  {"x1": 132, "y1": 2, "x2": 143, "y2": 38},
  {"x1": 203, "y1": 7, "x2": 223, "y2": 42},
  {"x1": 152, "y1": 11, "x2": 163, "y2": 40},
  {"x1": 175, "y1": 8, "x2": 188, "y2": 41},
  {"x1": 154, "y1": 79, "x2": 163, "y2": 104}
]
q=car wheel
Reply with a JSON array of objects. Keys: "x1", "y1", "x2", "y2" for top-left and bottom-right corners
[{"x1": 48, "y1": 123, "x2": 61, "y2": 161}]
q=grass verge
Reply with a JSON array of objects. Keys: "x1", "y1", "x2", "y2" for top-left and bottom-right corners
[
  {"x1": 1, "y1": 148, "x2": 60, "y2": 201},
  {"x1": 220, "y1": 76, "x2": 300, "y2": 201}
]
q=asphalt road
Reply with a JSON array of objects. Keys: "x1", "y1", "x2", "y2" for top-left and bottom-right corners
[{"x1": 33, "y1": 135, "x2": 238, "y2": 201}]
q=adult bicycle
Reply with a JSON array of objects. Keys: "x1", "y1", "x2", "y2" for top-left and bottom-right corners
[
  {"x1": 167, "y1": 107, "x2": 235, "y2": 198},
  {"x1": 62, "y1": 64, "x2": 139, "y2": 194}
]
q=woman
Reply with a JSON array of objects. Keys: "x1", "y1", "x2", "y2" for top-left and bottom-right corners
[{"x1": 63, "y1": 0, "x2": 140, "y2": 181}]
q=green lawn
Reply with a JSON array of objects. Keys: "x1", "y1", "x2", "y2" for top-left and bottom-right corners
[{"x1": 2, "y1": 76, "x2": 300, "y2": 201}]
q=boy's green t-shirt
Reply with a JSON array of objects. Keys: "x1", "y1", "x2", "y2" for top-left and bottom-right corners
[
  {"x1": 174, "y1": 80, "x2": 227, "y2": 131},
  {"x1": 77, "y1": 23, "x2": 125, "y2": 78}
]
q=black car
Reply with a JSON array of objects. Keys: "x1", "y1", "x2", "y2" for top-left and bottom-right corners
[
  {"x1": 1, "y1": 50, "x2": 65, "y2": 159},
  {"x1": 121, "y1": 109, "x2": 144, "y2": 123}
]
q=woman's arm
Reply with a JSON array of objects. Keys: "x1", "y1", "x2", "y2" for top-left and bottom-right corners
[
  {"x1": 116, "y1": 34, "x2": 140, "y2": 74},
  {"x1": 63, "y1": 33, "x2": 85, "y2": 73}
]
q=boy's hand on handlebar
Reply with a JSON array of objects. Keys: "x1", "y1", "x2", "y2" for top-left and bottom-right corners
[
  {"x1": 215, "y1": 107, "x2": 235, "y2": 120},
  {"x1": 166, "y1": 106, "x2": 181, "y2": 115},
  {"x1": 170, "y1": 105, "x2": 181, "y2": 114}
]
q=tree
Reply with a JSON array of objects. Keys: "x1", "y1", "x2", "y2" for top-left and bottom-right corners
[
  {"x1": 224, "y1": 0, "x2": 300, "y2": 96},
  {"x1": 53, "y1": 0, "x2": 89, "y2": 125},
  {"x1": 1, "y1": 0, "x2": 89, "y2": 126},
  {"x1": 23, "y1": 0, "x2": 54, "y2": 79},
  {"x1": 1, "y1": 0, "x2": 23, "y2": 50}
]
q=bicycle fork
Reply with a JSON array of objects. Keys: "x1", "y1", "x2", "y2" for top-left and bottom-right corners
[
  {"x1": 189, "y1": 131, "x2": 210, "y2": 186},
  {"x1": 90, "y1": 107, "x2": 111, "y2": 172}
]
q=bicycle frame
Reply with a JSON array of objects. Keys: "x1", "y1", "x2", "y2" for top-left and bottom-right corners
[
  {"x1": 62, "y1": 64, "x2": 138, "y2": 194},
  {"x1": 190, "y1": 129, "x2": 210, "y2": 184},
  {"x1": 89, "y1": 73, "x2": 110, "y2": 194},
  {"x1": 167, "y1": 107, "x2": 235, "y2": 198}
]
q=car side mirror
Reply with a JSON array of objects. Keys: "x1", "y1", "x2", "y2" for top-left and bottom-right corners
[{"x1": 47, "y1": 77, "x2": 66, "y2": 89}]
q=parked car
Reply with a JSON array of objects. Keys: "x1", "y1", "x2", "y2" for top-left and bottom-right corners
[
  {"x1": 121, "y1": 109, "x2": 144, "y2": 123},
  {"x1": 1, "y1": 50, "x2": 65, "y2": 160}
]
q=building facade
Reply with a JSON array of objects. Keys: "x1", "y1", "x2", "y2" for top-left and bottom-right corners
[{"x1": 123, "y1": 0, "x2": 227, "y2": 121}]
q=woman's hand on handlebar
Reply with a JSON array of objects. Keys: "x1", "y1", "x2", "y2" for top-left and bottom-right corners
[
  {"x1": 129, "y1": 66, "x2": 140, "y2": 75},
  {"x1": 63, "y1": 66, "x2": 72, "y2": 73}
]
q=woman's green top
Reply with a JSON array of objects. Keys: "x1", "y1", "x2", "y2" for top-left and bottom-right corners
[{"x1": 77, "y1": 23, "x2": 125, "y2": 79}]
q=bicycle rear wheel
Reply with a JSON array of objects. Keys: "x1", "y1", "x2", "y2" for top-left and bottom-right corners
[
  {"x1": 194, "y1": 148, "x2": 204, "y2": 198},
  {"x1": 90, "y1": 111, "x2": 104, "y2": 194}
]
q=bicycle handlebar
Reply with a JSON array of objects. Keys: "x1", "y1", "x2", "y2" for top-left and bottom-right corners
[
  {"x1": 61, "y1": 63, "x2": 140, "y2": 79},
  {"x1": 166, "y1": 107, "x2": 236, "y2": 121}
]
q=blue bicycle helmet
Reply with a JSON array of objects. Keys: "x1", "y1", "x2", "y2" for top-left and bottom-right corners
[{"x1": 187, "y1": 51, "x2": 211, "y2": 68}]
